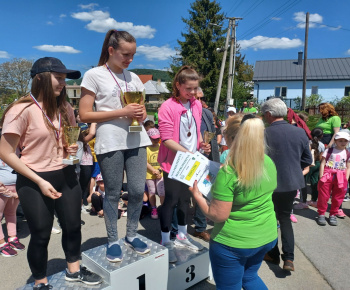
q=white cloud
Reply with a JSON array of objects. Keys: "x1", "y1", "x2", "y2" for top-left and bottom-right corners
[
  {"x1": 239, "y1": 36, "x2": 303, "y2": 51},
  {"x1": 60, "y1": 14, "x2": 67, "y2": 18},
  {"x1": 293, "y1": 11, "x2": 323, "y2": 28},
  {"x1": 137, "y1": 45, "x2": 176, "y2": 60},
  {"x1": 47, "y1": 21, "x2": 54, "y2": 25},
  {"x1": 328, "y1": 25, "x2": 342, "y2": 31},
  {"x1": 0, "y1": 51, "x2": 10, "y2": 58},
  {"x1": 271, "y1": 17, "x2": 281, "y2": 21},
  {"x1": 33, "y1": 45, "x2": 81, "y2": 54},
  {"x1": 79, "y1": 3, "x2": 99, "y2": 10},
  {"x1": 71, "y1": 11, "x2": 109, "y2": 21},
  {"x1": 346, "y1": 49, "x2": 350, "y2": 55},
  {"x1": 71, "y1": 10, "x2": 156, "y2": 38}
]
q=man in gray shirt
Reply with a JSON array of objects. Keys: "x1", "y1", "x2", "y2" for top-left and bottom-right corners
[{"x1": 261, "y1": 98, "x2": 312, "y2": 272}]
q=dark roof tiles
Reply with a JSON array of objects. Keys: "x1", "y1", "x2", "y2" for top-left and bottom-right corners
[{"x1": 253, "y1": 57, "x2": 350, "y2": 81}]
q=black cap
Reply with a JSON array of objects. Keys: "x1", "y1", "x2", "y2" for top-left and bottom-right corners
[{"x1": 30, "y1": 57, "x2": 81, "y2": 79}]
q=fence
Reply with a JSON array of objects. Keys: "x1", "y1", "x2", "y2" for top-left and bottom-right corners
[{"x1": 307, "y1": 105, "x2": 350, "y2": 122}]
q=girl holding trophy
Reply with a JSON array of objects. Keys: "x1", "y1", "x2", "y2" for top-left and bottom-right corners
[
  {"x1": 79, "y1": 30, "x2": 151, "y2": 262},
  {"x1": 0, "y1": 57, "x2": 102, "y2": 289},
  {"x1": 157, "y1": 66, "x2": 211, "y2": 263}
]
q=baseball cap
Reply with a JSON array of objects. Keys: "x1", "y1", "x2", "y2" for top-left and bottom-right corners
[
  {"x1": 96, "y1": 174, "x2": 103, "y2": 182},
  {"x1": 30, "y1": 57, "x2": 81, "y2": 79},
  {"x1": 227, "y1": 107, "x2": 237, "y2": 114},
  {"x1": 147, "y1": 128, "x2": 160, "y2": 139},
  {"x1": 334, "y1": 131, "x2": 350, "y2": 141}
]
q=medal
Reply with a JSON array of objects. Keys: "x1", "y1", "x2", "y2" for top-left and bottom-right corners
[{"x1": 187, "y1": 132, "x2": 191, "y2": 137}]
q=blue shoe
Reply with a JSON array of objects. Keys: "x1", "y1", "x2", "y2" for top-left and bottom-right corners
[
  {"x1": 106, "y1": 243, "x2": 123, "y2": 262},
  {"x1": 124, "y1": 237, "x2": 150, "y2": 254}
]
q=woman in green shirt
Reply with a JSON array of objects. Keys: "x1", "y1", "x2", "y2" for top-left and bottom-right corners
[
  {"x1": 316, "y1": 103, "x2": 341, "y2": 147},
  {"x1": 190, "y1": 117, "x2": 277, "y2": 290}
]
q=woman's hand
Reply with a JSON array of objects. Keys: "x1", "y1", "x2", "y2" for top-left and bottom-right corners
[
  {"x1": 200, "y1": 142, "x2": 211, "y2": 154},
  {"x1": 189, "y1": 180, "x2": 202, "y2": 200},
  {"x1": 137, "y1": 105, "x2": 147, "y2": 122},
  {"x1": 123, "y1": 104, "x2": 144, "y2": 119},
  {"x1": 37, "y1": 179, "x2": 62, "y2": 199},
  {"x1": 66, "y1": 143, "x2": 79, "y2": 156}
]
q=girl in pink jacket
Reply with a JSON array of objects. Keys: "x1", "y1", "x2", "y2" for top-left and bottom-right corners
[{"x1": 157, "y1": 66, "x2": 210, "y2": 263}]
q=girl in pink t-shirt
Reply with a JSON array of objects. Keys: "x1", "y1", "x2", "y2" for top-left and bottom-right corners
[
  {"x1": 0, "y1": 57, "x2": 101, "y2": 288},
  {"x1": 317, "y1": 132, "x2": 350, "y2": 226}
]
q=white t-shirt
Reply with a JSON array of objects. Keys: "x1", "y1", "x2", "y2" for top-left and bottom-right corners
[
  {"x1": 81, "y1": 66, "x2": 151, "y2": 154},
  {"x1": 322, "y1": 148, "x2": 350, "y2": 170},
  {"x1": 179, "y1": 101, "x2": 197, "y2": 153}
]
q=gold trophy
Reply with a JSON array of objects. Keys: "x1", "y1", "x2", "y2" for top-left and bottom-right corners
[
  {"x1": 62, "y1": 126, "x2": 81, "y2": 165},
  {"x1": 204, "y1": 131, "x2": 215, "y2": 144},
  {"x1": 120, "y1": 90, "x2": 146, "y2": 132}
]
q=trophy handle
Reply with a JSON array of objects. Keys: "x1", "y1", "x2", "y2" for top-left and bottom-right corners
[
  {"x1": 120, "y1": 91, "x2": 127, "y2": 107},
  {"x1": 141, "y1": 89, "x2": 146, "y2": 105}
]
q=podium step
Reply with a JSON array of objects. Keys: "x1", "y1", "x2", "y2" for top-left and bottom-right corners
[
  {"x1": 17, "y1": 270, "x2": 111, "y2": 290},
  {"x1": 168, "y1": 246, "x2": 212, "y2": 290},
  {"x1": 82, "y1": 234, "x2": 168, "y2": 290}
]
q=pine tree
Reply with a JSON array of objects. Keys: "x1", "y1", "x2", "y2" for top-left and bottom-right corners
[{"x1": 169, "y1": 0, "x2": 227, "y2": 103}]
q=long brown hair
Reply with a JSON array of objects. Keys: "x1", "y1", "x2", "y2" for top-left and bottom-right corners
[
  {"x1": 319, "y1": 102, "x2": 338, "y2": 120},
  {"x1": 98, "y1": 30, "x2": 136, "y2": 66},
  {"x1": 0, "y1": 72, "x2": 71, "y2": 135},
  {"x1": 172, "y1": 66, "x2": 200, "y2": 98}
]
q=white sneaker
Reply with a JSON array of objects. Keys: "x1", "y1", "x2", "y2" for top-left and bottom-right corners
[
  {"x1": 51, "y1": 226, "x2": 61, "y2": 234},
  {"x1": 174, "y1": 235, "x2": 204, "y2": 251},
  {"x1": 81, "y1": 206, "x2": 89, "y2": 214}
]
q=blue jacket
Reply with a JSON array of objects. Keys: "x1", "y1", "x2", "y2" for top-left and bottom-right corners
[{"x1": 265, "y1": 120, "x2": 313, "y2": 192}]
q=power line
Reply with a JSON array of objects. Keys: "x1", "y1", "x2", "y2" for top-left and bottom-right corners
[
  {"x1": 239, "y1": 0, "x2": 300, "y2": 39},
  {"x1": 308, "y1": 21, "x2": 350, "y2": 32},
  {"x1": 241, "y1": 0, "x2": 265, "y2": 18}
]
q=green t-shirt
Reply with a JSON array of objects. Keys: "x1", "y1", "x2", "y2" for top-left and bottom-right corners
[
  {"x1": 315, "y1": 115, "x2": 341, "y2": 135},
  {"x1": 154, "y1": 112, "x2": 158, "y2": 125},
  {"x1": 211, "y1": 155, "x2": 278, "y2": 249},
  {"x1": 243, "y1": 107, "x2": 257, "y2": 114}
]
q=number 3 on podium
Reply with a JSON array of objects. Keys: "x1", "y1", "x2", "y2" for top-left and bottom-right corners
[{"x1": 186, "y1": 265, "x2": 196, "y2": 282}]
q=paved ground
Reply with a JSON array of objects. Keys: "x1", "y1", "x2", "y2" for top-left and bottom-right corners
[{"x1": 2, "y1": 191, "x2": 349, "y2": 289}]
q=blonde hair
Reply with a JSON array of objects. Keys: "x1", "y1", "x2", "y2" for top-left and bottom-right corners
[
  {"x1": 227, "y1": 118, "x2": 266, "y2": 190},
  {"x1": 223, "y1": 114, "x2": 243, "y2": 148}
]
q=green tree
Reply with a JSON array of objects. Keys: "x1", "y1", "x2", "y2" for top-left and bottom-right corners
[
  {"x1": 306, "y1": 94, "x2": 324, "y2": 107},
  {"x1": 0, "y1": 58, "x2": 33, "y2": 97},
  {"x1": 169, "y1": 0, "x2": 226, "y2": 103}
]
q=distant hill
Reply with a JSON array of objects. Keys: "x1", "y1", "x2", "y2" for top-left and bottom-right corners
[
  {"x1": 129, "y1": 69, "x2": 171, "y2": 82},
  {"x1": 66, "y1": 69, "x2": 171, "y2": 86}
]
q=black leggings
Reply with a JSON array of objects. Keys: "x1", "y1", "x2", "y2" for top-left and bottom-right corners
[
  {"x1": 17, "y1": 166, "x2": 82, "y2": 280},
  {"x1": 159, "y1": 172, "x2": 191, "y2": 232},
  {"x1": 79, "y1": 164, "x2": 93, "y2": 204}
]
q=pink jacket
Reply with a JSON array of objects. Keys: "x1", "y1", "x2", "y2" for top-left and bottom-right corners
[{"x1": 157, "y1": 96, "x2": 202, "y2": 173}]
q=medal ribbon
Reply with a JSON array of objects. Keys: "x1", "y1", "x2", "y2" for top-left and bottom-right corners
[
  {"x1": 105, "y1": 63, "x2": 128, "y2": 92},
  {"x1": 30, "y1": 93, "x2": 61, "y2": 140}
]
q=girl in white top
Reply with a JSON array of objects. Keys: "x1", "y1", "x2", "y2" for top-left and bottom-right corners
[{"x1": 79, "y1": 30, "x2": 151, "y2": 262}]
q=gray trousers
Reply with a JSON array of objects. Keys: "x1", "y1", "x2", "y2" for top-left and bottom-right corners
[{"x1": 97, "y1": 147, "x2": 146, "y2": 243}]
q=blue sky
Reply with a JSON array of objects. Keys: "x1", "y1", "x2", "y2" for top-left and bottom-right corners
[{"x1": 0, "y1": 0, "x2": 349, "y2": 76}]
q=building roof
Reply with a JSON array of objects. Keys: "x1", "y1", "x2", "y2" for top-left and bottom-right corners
[
  {"x1": 138, "y1": 75, "x2": 153, "y2": 84},
  {"x1": 144, "y1": 80, "x2": 170, "y2": 95},
  {"x1": 253, "y1": 57, "x2": 350, "y2": 81}
]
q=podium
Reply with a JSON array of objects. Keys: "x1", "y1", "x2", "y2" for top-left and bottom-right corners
[
  {"x1": 18, "y1": 234, "x2": 212, "y2": 290},
  {"x1": 168, "y1": 246, "x2": 212, "y2": 290}
]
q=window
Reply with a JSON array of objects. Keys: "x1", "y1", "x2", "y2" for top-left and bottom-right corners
[
  {"x1": 345, "y1": 86, "x2": 350, "y2": 97},
  {"x1": 311, "y1": 86, "x2": 318, "y2": 95},
  {"x1": 274, "y1": 86, "x2": 287, "y2": 97},
  {"x1": 74, "y1": 90, "x2": 77, "y2": 97}
]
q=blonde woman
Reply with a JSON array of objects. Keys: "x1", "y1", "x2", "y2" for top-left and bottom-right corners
[{"x1": 190, "y1": 118, "x2": 278, "y2": 290}]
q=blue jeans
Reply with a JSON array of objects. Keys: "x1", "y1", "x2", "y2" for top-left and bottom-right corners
[{"x1": 209, "y1": 238, "x2": 277, "y2": 290}]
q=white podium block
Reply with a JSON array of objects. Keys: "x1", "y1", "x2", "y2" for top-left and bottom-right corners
[
  {"x1": 167, "y1": 246, "x2": 212, "y2": 290},
  {"x1": 82, "y1": 234, "x2": 168, "y2": 290},
  {"x1": 17, "y1": 270, "x2": 111, "y2": 289}
]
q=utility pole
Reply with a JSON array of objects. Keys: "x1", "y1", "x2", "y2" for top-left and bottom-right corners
[
  {"x1": 214, "y1": 19, "x2": 232, "y2": 114},
  {"x1": 213, "y1": 17, "x2": 242, "y2": 114},
  {"x1": 301, "y1": 12, "x2": 309, "y2": 111},
  {"x1": 227, "y1": 18, "x2": 242, "y2": 107}
]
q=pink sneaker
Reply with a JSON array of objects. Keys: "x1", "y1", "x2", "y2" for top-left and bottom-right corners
[
  {"x1": 306, "y1": 200, "x2": 317, "y2": 208},
  {"x1": 336, "y1": 209, "x2": 346, "y2": 218},
  {"x1": 293, "y1": 202, "x2": 309, "y2": 210},
  {"x1": 151, "y1": 208, "x2": 158, "y2": 219},
  {"x1": 290, "y1": 214, "x2": 298, "y2": 223}
]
